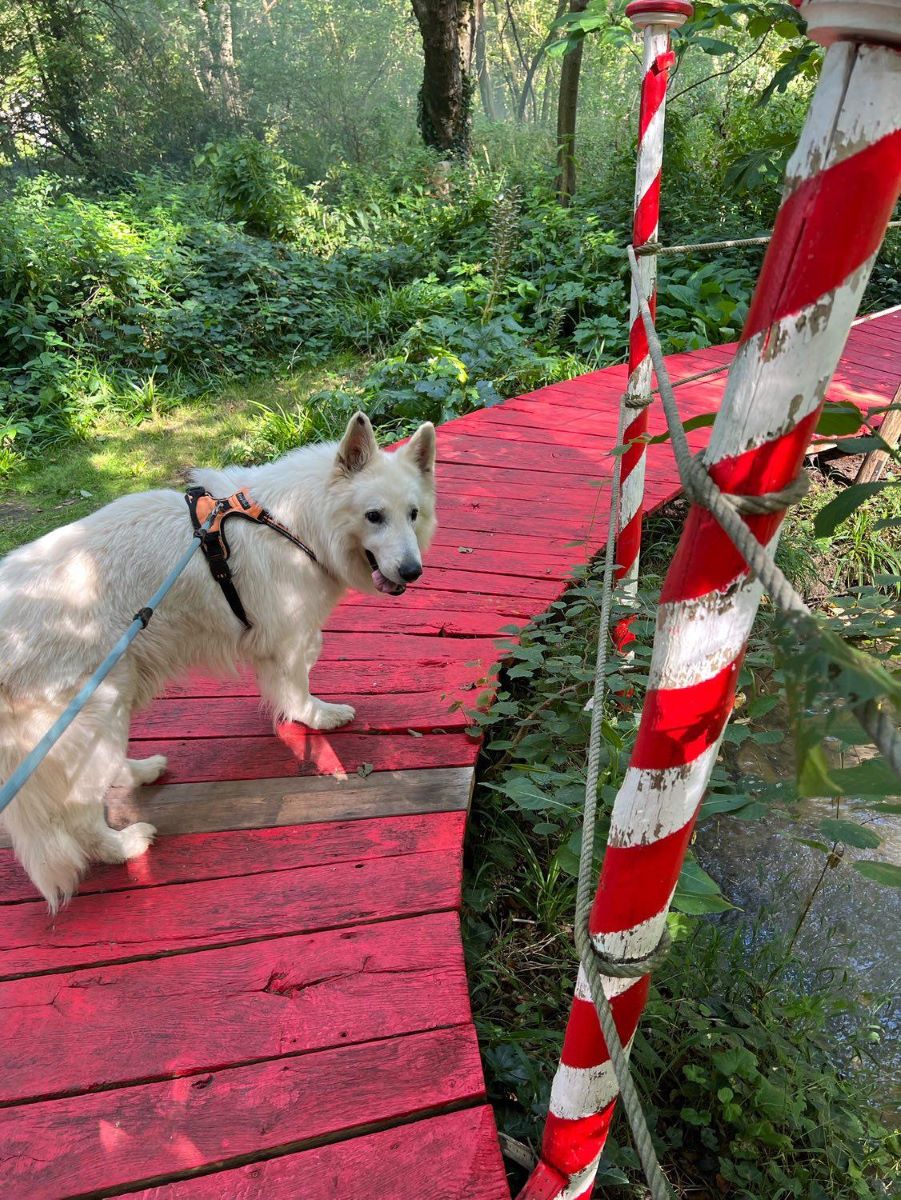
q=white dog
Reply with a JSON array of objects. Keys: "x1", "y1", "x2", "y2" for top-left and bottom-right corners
[{"x1": 0, "y1": 412, "x2": 436, "y2": 911}]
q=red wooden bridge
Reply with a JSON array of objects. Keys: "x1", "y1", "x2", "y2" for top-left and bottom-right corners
[{"x1": 1, "y1": 310, "x2": 898, "y2": 1199}]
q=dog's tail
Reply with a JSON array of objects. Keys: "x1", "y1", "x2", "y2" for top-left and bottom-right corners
[{"x1": 0, "y1": 693, "x2": 87, "y2": 912}]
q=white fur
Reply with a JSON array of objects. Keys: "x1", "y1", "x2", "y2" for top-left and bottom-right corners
[{"x1": 0, "y1": 413, "x2": 436, "y2": 911}]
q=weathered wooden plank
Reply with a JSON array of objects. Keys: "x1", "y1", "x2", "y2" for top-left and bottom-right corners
[
  {"x1": 326, "y1": 600, "x2": 527, "y2": 638},
  {"x1": 0, "y1": 811, "x2": 467, "y2": 904},
  {"x1": 429, "y1": 525, "x2": 599, "y2": 556},
  {"x1": 0, "y1": 846, "x2": 462, "y2": 977},
  {"x1": 318, "y1": 632, "x2": 504, "y2": 663},
  {"x1": 438, "y1": 463, "x2": 613, "y2": 501},
  {"x1": 437, "y1": 435, "x2": 609, "y2": 477},
  {"x1": 343, "y1": 587, "x2": 541, "y2": 614},
  {"x1": 162, "y1": 658, "x2": 496, "y2": 701},
  {"x1": 0, "y1": 911, "x2": 471, "y2": 1105},
  {"x1": 435, "y1": 507, "x2": 604, "y2": 541},
  {"x1": 4, "y1": 1028, "x2": 492, "y2": 1200},
  {"x1": 410, "y1": 559, "x2": 566, "y2": 592},
  {"x1": 100, "y1": 766, "x2": 475, "y2": 845},
  {"x1": 4, "y1": 760, "x2": 481, "y2": 862},
  {"x1": 127, "y1": 730, "x2": 481, "y2": 784},
  {"x1": 122, "y1": 1107, "x2": 510, "y2": 1200},
  {"x1": 437, "y1": 490, "x2": 609, "y2": 522},
  {"x1": 130, "y1": 692, "x2": 475, "y2": 741}
]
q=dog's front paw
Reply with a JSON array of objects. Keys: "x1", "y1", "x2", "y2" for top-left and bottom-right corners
[
  {"x1": 295, "y1": 700, "x2": 356, "y2": 730},
  {"x1": 131, "y1": 755, "x2": 168, "y2": 785},
  {"x1": 119, "y1": 822, "x2": 156, "y2": 859}
]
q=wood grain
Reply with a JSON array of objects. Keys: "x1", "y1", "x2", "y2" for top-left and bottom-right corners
[
  {"x1": 0, "y1": 911, "x2": 471, "y2": 1105},
  {"x1": 0, "y1": 847, "x2": 462, "y2": 977},
  {"x1": 123, "y1": 1107, "x2": 510, "y2": 1199},
  {"x1": 0, "y1": 810, "x2": 467, "y2": 904},
  {"x1": 3, "y1": 1028, "x2": 492, "y2": 1200}
]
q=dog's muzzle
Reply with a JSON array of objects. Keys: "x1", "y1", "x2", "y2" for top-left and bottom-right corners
[{"x1": 365, "y1": 550, "x2": 408, "y2": 596}]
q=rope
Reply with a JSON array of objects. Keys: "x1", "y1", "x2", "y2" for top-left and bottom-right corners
[
  {"x1": 0, "y1": 514, "x2": 214, "y2": 817},
  {"x1": 635, "y1": 234, "x2": 772, "y2": 256},
  {"x1": 625, "y1": 360, "x2": 733, "y2": 411},
  {"x1": 626, "y1": 246, "x2": 901, "y2": 775},
  {"x1": 631, "y1": 222, "x2": 899, "y2": 259},
  {"x1": 575, "y1": 399, "x2": 676, "y2": 1200}
]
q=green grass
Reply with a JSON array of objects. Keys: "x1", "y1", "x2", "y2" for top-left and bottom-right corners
[{"x1": 0, "y1": 358, "x2": 363, "y2": 556}]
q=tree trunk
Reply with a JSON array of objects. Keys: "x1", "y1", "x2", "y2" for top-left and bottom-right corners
[
  {"x1": 473, "y1": 0, "x2": 496, "y2": 120},
  {"x1": 517, "y1": 0, "x2": 567, "y2": 123},
  {"x1": 197, "y1": 1, "x2": 243, "y2": 124},
  {"x1": 555, "y1": 0, "x2": 588, "y2": 206},
  {"x1": 411, "y1": 0, "x2": 474, "y2": 156}
]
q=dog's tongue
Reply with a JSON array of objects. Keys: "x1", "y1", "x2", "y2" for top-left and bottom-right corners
[{"x1": 372, "y1": 568, "x2": 406, "y2": 596}]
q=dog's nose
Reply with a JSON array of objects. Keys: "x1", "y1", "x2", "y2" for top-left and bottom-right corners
[{"x1": 398, "y1": 560, "x2": 422, "y2": 582}]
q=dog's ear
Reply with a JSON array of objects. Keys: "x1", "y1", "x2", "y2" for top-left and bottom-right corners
[
  {"x1": 336, "y1": 412, "x2": 377, "y2": 474},
  {"x1": 403, "y1": 422, "x2": 436, "y2": 475}
]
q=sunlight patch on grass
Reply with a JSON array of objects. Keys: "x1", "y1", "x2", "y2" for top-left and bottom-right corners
[{"x1": 0, "y1": 358, "x2": 363, "y2": 556}]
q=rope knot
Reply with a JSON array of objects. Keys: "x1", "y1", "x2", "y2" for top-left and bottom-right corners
[
  {"x1": 583, "y1": 926, "x2": 673, "y2": 980},
  {"x1": 623, "y1": 389, "x2": 654, "y2": 411},
  {"x1": 683, "y1": 451, "x2": 810, "y2": 515}
]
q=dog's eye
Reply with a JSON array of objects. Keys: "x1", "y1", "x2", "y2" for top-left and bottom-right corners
[
  {"x1": 410, "y1": 508, "x2": 419, "y2": 522},
  {"x1": 365, "y1": 510, "x2": 384, "y2": 525}
]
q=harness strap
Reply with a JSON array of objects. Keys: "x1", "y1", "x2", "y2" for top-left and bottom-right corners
[{"x1": 185, "y1": 487, "x2": 320, "y2": 630}]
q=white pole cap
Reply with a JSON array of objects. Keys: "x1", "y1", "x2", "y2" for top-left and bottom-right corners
[
  {"x1": 795, "y1": 0, "x2": 901, "y2": 47},
  {"x1": 625, "y1": 1, "x2": 694, "y2": 31}
]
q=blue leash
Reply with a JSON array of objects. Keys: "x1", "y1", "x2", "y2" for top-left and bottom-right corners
[{"x1": 0, "y1": 513, "x2": 213, "y2": 817}]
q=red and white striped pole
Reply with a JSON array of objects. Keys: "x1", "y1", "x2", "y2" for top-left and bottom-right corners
[
  {"x1": 519, "y1": 5, "x2": 901, "y2": 1198},
  {"x1": 615, "y1": 1, "x2": 693, "y2": 615}
]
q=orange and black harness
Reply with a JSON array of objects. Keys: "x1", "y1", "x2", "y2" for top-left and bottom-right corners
[{"x1": 185, "y1": 487, "x2": 321, "y2": 630}]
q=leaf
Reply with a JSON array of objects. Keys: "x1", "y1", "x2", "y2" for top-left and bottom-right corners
[
  {"x1": 694, "y1": 36, "x2": 738, "y2": 56},
  {"x1": 818, "y1": 819, "x2": 881, "y2": 850},
  {"x1": 671, "y1": 892, "x2": 735, "y2": 915},
  {"x1": 798, "y1": 743, "x2": 842, "y2": 799},
  {"x1": 677, "y1": 859, "x2": 722, "y2": 894},
  {"x1": 832, "y1": 435, "x2": 892, "y2": 455},
  {"x1": 852, "y1": 860, "x2": 901, "y2": 887},
  {"x1": 830, "y1": 758, "x2": 900, "y2": 797},
  {"x1": 813, "y1": 481, "x2": 896, "y2": 537},
  {"x1": 793, "y1": 837, "x2": 830, "y2": 853},
  {"x1": 357, "y1": 762, "x2": 374, "y2": 778},
  {"x1": 700, "y1": 793, "x2": 758, "y2": 818},
  {"x1": 816, "y1": 400, "x2": 864, "y2": 436}
]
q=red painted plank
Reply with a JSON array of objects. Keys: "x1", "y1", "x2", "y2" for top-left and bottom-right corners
[
  {"x1": 124, "y1": 1107, "x2": 510, "y2": 1200},
  {"x1": 344, "y1": 587, "x2": 542, "y2": 614},
  {"x1": 415, "y1": 559, "x2": 571, "y2": 592},
  {"x1": 326, "y1": 604, "x2": 527, "y2": 633},
  {"x1": 0, "y1": 847, "x2": 462, "y2": 977},
  {"x1": 130, "y1": 692, "x2": 475, "y2": 740},
  {"x1": 163, "y1": 656, "x2": 496, "y2": 701},
  {"x1": 429, "y1": 526, "x2": 599, "y2": 557},
  {"x1": 437, "y1": 481, "x2": 612, "y2": 512},
  {"x1": 128, "y1": 730, "x2": 482, "y2": 783},
  {"x1": 4, "y1": 1028, "x2": 491, "y2": 1200},
  {"x1": 435, "y1": 508, "x2": 605, "y2": 540},
  {"x1": 436, "y1": 459, "x2": 608, "y2": 489},
  {"x1": 0, "y1": 911, "x2": 471, "y2": 1105},
  {"x1": 319, "y1": 632, "x2": 504, "y2": 662},
  {"x1": 437, "y1": 436, "x2": 608, "y2": 477},
  {"x1": 0, "y1": 811, "x2": 467, "y2": 905}
]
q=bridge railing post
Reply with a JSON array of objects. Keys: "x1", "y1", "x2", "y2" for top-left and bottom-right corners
[
  {"x1": 613, "y1": 1, "x2": 693, "y2": 630},
  {"x1": 518, "y1": 4, "x2": 901, "y2": 1197}
]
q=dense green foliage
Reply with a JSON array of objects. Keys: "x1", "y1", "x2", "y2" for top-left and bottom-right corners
[
  {"x1": 465, "y1": 493, "x2": 901, "y2": 1196},
  {"x1": 3, "y1": 146, "x2": 897, "y2": 468}
]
